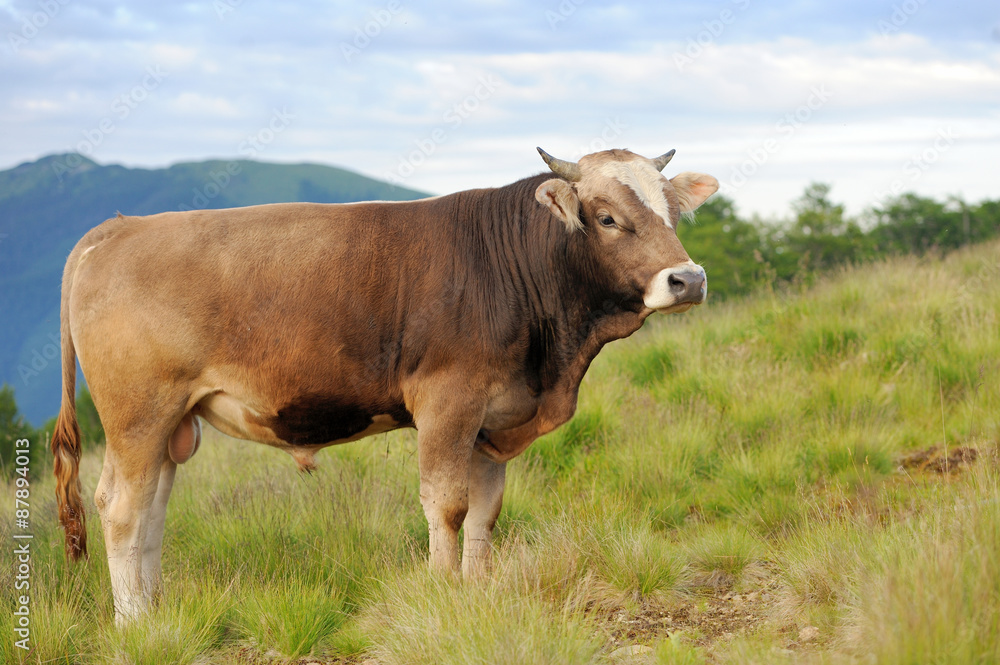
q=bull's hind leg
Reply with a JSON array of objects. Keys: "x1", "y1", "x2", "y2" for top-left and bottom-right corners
[
  {"x1": 462, "y1": 450, "x2": 506, "y2": 577},
  {"x1": 140, "y1": 456, "x2": 177, "y2": 602},
  {"x1": 141, "y1": 413, "x2": 200, "y2": 597},
  {"x1": 95, "y1": 436, "x2": 166, "y2": 623},
  {"x1": 95, "y1": 410, "x2": 194, "y2": 624}
]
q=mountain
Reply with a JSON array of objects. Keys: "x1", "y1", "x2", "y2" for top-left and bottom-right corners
[{"x1": 0, "y1": 154, "x2": 430, "y2": 425}]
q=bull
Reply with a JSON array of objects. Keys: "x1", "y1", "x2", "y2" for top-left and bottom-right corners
[{"x1": 51, "y1": 147, "x2": 718, "y2": 622}]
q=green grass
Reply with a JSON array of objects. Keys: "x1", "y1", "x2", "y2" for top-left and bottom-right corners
[
  {"x1": 361, "y1": 570, "x2": 604, "y2": 665},
  {"x1": 2, "y1": 241, "x2": 999, "y2": 663}
]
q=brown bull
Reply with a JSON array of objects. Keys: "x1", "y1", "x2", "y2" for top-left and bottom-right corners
[{"x1": 51, "y1": 147, "x2": 718, "y2": 622}]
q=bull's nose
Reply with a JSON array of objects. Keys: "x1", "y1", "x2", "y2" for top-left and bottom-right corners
[
  {"x1": 643, "y1": 263, "x2": 708, "y2": 311},
  {"x1": 667, "y1": 267, "x2": 706, "y2": 304}
]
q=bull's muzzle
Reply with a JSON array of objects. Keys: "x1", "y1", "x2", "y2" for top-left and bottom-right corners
[{"x1": 643, "y1": 263, "x2": 707, "y2": 312}]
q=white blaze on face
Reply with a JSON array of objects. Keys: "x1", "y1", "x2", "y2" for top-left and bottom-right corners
[{"x1": 598, "y1": 160, "x2": 674, "y2": 228}]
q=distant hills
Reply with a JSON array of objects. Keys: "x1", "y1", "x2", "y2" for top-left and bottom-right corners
[{"x1": 0, "y1": 154, "x2": 430, "y2": 425}]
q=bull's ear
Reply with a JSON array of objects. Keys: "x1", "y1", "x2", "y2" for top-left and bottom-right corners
[
  {"x1": 670, "y1": 172, "x2": 719, "y2": 212},
  {"x1": 535, "y1": 178, "x2": 583, "y2": 232}
]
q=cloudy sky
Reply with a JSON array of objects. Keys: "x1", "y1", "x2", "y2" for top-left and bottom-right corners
[{"x1": 2, "y1": 0, "x2": 998, "y2": 219}]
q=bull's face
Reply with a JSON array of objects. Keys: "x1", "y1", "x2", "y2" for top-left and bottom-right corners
[{"x1": 534, "y1": 147, "x2": 718, "y2": 313}]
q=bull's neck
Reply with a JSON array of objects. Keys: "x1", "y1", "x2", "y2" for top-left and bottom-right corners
[{"x1": 458, "y1": 175, "x2": 647, "y2": 389}]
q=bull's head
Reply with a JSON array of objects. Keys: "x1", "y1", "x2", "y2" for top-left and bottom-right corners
[{"x1": 535, "y1": 147, "x2": 718, "y2": 313}]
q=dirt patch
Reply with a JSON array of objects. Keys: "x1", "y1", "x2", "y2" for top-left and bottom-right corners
[
  {"x1": 601, "y1": 569, "x2": 782, "y2": 652},
  {"x1": 605, "y1": 592, "x2": 770, "y2": 645},
  {"x1": 899, "y1": 445, "x2": 978, "y2": 473}
]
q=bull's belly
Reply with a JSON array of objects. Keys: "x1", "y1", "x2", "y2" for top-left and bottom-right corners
[
  {"x1": 188, "y1": 376, "x2": 539, "y2": 469},
  {"x1": 191, "y1": 390, "x2": 408, "y2": 470}
]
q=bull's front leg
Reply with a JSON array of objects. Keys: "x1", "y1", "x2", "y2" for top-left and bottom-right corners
[
  {"x1": 413, "y1": 390, "x2": 485, "y2": 574},
  {"x1": 462, "y1": 450, "x2": 506, "y2": 577}
]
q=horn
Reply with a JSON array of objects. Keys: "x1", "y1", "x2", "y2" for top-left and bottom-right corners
[
  {"x1": 536, "y1": 147, "x2": 581, "y2": 182},
  {"x1": 652, "y1": 149, "x2": 676, "y2": 172}
]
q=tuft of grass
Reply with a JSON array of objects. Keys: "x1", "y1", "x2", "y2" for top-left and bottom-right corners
[
  {"x1": 685, "y1": 524, "x2": 765, "y2": 588},
  {"x1": 361, "y1": 570, "x2": 603, "y2": 665},
  {"x1": 493, "y1": 503, "x2": 688, "y2": 614},
  {"x1": 774, "y1": 517, "x2": 877, "y2": 632},
  {"x1": 233, "y1": 579, "x2": 350, "y2": 659},
  {"x1": 591, "y1": 522, "x2": 688, "y2": 604},
  {"x1": 97, "y1": 588, "x2": 229, "y2": 665}
]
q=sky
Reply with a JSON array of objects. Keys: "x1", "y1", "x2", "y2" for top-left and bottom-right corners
[{"x1": 2, "y1": 0, "x2": 998, "y2": 220}]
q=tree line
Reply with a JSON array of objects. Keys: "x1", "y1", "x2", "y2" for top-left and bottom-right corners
[
  {"x1": 3, "y1": 184, "x2": 998, "y2": 475},
  {"x1": 682, "y1": 184, "x2": 1000, "y2": 300}
]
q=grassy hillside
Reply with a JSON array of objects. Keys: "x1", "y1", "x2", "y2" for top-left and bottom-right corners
[
  {"x1": 0, "y1": 155, "x2": 429, "y2": 425},
  {"x1": 2, "y1": 240, "x2": 998, "y2": 664}
]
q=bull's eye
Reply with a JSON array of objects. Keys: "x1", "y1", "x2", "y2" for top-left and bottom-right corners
[{"x1": 598, "y1": 215, "x2": 616, "y2": 228}]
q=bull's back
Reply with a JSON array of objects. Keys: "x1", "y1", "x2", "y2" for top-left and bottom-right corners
[{"x1": 71, "y1": 201, "x2": 419, "y2": 347}]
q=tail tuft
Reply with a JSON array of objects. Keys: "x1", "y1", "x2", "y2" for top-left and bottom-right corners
[{"x1": 52, "y1": 391, "x2": 88, "y2": 560}]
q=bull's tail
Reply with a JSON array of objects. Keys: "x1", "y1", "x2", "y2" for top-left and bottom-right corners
[{"x1": 51, "y1": 247, "x2": 87, "y2": 561}]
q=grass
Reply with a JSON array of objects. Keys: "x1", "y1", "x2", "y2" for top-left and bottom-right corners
[
  {"x1": 2, "y1": 241, "x2": 999, "y2": 663},
  {"x1": 361, "y1": 570, "x2": 604, "y2": 665}
]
